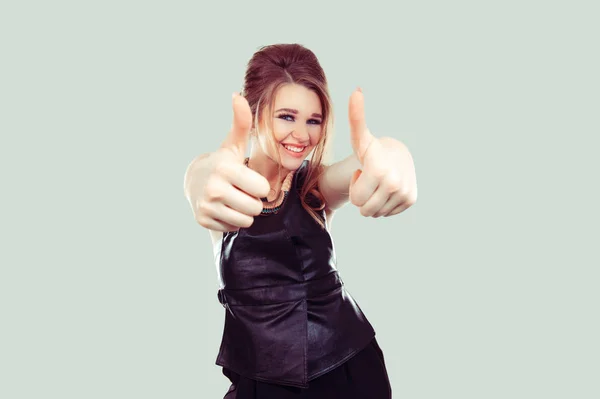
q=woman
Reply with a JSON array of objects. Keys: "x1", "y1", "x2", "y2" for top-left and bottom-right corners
[{"x1": 183, "y1": 43, "x2": 417, "y2": 398}]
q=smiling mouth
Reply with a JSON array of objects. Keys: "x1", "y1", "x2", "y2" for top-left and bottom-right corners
[{"x1": 281, "y1": 143, "x2": 307, "y2": 153}]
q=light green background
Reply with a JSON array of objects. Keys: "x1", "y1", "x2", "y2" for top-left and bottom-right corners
[{"x1": 1, "y1": 1, "x2": 598, "y2": 398}]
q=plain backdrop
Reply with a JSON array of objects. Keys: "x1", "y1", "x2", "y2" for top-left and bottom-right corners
[{"x1": 1, "y1": 1, "x2": 599, "y2": 398}]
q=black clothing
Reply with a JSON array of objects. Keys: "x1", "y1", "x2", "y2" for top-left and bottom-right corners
[
  {"x1": 222, "y1": 337, "x2": 392, "y2": 398},
  {"x1": 214, "y1": 160, "x2": 384, "y2": 391}
]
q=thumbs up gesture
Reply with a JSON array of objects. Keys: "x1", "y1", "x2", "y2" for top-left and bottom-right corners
[
  {"x1": 348, "y1": 89, "x2": 417, "y2": 218},
  {"x1": 184, "y1": 93, "x2": 271, "y2": 232}
]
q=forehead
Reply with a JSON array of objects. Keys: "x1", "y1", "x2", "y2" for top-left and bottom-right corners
[{"x1": 273, "y1": 84, "x2": 322, "y2": 114}]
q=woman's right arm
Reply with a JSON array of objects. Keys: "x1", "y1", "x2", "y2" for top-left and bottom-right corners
[{"x1": 183, "y1": 93, "x2": 270, "y2": 233}]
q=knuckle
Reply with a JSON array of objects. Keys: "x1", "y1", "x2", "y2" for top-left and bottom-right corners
[
  {"x1": 371, "y1": 168, "x2": 386, "y2": 180},
  {"x1": 252, "y1": 203, "x2": 263, "y2": 216},
  {"x1": 204, "y1": 179, "x2": 224, "y2": 201},
  {"x1": 396, "y1": 189, "x2": 410, "y2": 201},
  {"x1": 396, "y1": 187, "x2": 414, "y2": 203},
  {"x1": 195, "y1": 214, "x2": 209, "y2": 227},
  {"x1": 196, "y1": 200, "x2": 212, "y2": 216},
  {"x1": 386, "y1": 179, "x2": 403, "y2": 194},
  {"x1": 387, "y1": 209, "x2": 398, "y2": 217},
  {"x1": 349, "y1": 192, "x2": 360, "y2": 207},
  {"x1": 213, "y1": 160, "x2": 231, "y2": 178},
  {"x1": 242, "y1": 215, "x2": 255, "y2": 228},
  {"x1": 258, "y1": 179, "x2": 270, "y2": 197}
]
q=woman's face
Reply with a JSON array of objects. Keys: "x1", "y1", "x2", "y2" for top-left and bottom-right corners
[{"x1": 255, "y1": 83, "x2": 324, "y2": 171}]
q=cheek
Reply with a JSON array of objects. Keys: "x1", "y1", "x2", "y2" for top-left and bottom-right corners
[
  {"x1": 308, "y1": 127, "x2": 323, "y2": 145},
  {"x1": 259, "y1": 134, "x2": 284, "y2": 159},
  {"x1": 271, "y1": 120, "x2": 291, "y2": 141}
]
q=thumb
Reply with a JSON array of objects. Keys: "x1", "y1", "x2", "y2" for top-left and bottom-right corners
[
  {"x1": 349, "y1": 88, "x2": 375, "y2": 164},
  {"x1": 220, "y1": 92, "x2": 253, "y2": 158}
]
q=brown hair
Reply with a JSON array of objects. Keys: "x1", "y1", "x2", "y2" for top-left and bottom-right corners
[{"x1": 241, "y1": 43, "x2": 334, "y2": 229}]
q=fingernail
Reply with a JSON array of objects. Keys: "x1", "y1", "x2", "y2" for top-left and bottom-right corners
[
  {"x1": 356, "y1": 86, "x2": 362, "y2": 93},
  {"x1": 232, "y1": 92, "x2": 238, "y2": 99}
]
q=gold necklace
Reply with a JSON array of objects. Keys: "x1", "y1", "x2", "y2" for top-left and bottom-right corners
[{"x1": 244, "y1": 158, "x2": 294, "y2": 214}]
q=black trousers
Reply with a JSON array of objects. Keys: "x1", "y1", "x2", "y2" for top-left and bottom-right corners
[{"x1": 222, "y1": 337, "x2": 392, "y2": 398}]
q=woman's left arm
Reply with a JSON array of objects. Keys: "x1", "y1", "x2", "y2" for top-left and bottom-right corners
[{"x1": 318, "y1": 89, "x2": 418, "y2": 217}]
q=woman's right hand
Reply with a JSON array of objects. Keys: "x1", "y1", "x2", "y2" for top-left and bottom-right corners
[{"x1": 184, "y1": 93, "x2": 270, "y2": 232}]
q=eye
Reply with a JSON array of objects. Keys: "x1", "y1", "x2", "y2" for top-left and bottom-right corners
[
  {"x1": 277, "y1": 114, "x2": 295, "y2": 122},
  {"x1": 277, "y1": 114, "x2": 322, "y2": 125}
]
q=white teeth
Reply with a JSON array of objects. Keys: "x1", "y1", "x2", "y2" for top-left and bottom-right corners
[{"x1": 283, "y1": 145, "x2": 305, "y2": 153}]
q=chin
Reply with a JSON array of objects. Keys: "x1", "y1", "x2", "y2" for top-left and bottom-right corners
[{"x1": 282, "y1": 159, "x2": 305, "y2": 171}]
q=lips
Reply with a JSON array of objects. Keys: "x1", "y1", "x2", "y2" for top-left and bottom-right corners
[{"x1": 281, "y1": 143, "x2": 307, "y2": 157}]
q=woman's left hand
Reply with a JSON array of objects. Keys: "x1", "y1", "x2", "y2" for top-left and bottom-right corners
[{"x1": 348, "y1": 88, "x2": 418, "y2": 217}]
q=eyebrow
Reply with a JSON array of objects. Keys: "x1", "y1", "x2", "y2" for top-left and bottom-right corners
[{"x1": 275, "y1": 108, "x2": 323, "y2": 119}]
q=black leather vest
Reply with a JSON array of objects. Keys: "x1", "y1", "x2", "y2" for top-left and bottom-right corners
[{"x1": 214, "y1": 160, "x2": 376, "y2": 388}]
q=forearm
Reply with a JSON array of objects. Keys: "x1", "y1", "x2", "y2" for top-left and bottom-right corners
[{"x1": 318, "y1": 152, "x2": 362, "y2": 210}]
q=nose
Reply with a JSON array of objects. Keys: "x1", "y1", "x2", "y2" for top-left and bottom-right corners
[{"x1": 291, "y1": 125, "x2": 309, "y2": 143}]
